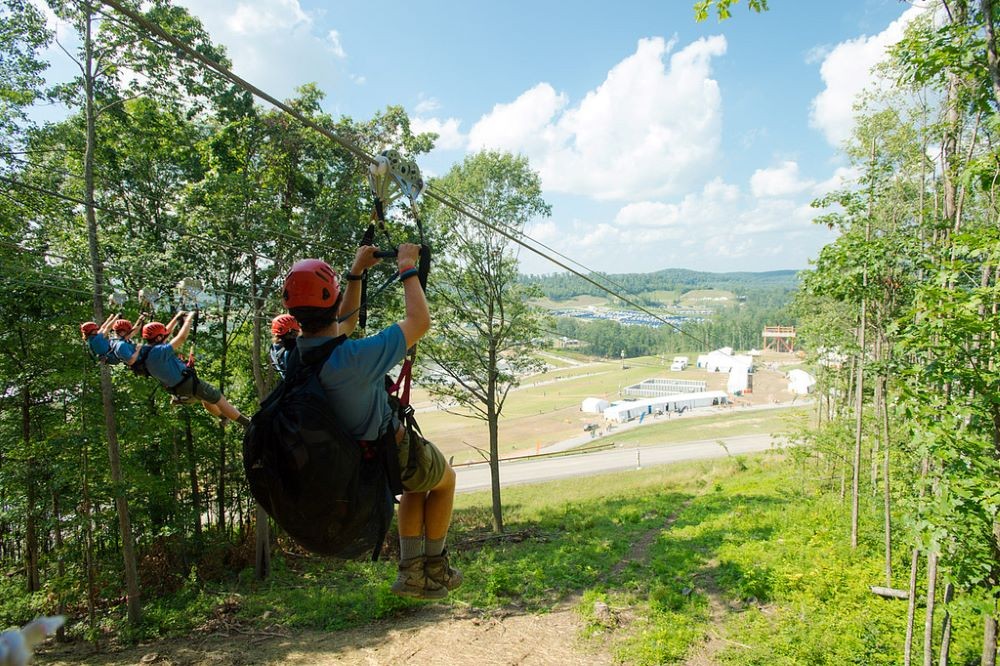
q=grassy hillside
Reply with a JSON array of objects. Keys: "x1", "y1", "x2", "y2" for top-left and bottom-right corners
[{"x1": 41, "y1": 453, "x2": 982, "y2": 664}]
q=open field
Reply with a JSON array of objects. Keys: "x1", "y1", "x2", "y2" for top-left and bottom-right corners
[
  {"x1": 635, "y1": 289, "x2": 681, "y2": 303},
  {"x1": 406, "y1": 350, "x2": 807, "y2": 464},
  {"x1": 677, "y1": 288, "x2": 736, "y2": 305},
  {"x1": 529, "y1": 294, "x2": 609, "y2": 309}
]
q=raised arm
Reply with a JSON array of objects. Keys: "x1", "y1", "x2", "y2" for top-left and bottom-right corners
[
  {"x1": 337, "y1": 245, "x2": 381, "y2": 337},
  {"x1": 125, "y1": 313, "x2": 147, "y2": 340},
  {"x1": 394, "y1": 243, "x2": 430, "y2": 349},
  {"x1": 99, "y1": 312, "x2": 119, "y2": 334},
  {"x1": 165, "y1": 311, "x2": 185, "y2": 333},
  {"x1": 168, "y1": 311, "x2": 196, "y2": 351}
]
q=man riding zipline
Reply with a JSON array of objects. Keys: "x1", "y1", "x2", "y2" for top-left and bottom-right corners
[
  {"x1": 137, "y1": 311, "x2": 250, "y2": 427},
  {"x1": 281, "y1": 244, "x2": 461, "y2": 598}
]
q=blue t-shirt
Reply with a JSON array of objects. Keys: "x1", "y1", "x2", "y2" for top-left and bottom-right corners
[
  {"x1": 109, "y1": 338, "x2": 136, "y2": 365},
  {"x1": 144, "y1": 344, "x2": 188, "y2": 388},
  {"x1": 296, "y1": 324, "x2": 406, "y2": 441},
  {"x1": 87, "y1": 335, "x2": 119, "y2": 364}
]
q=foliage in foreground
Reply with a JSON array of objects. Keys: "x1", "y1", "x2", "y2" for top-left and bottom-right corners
[{"x1": 16, "y1": 451, "x2": 986, "y2": 665}]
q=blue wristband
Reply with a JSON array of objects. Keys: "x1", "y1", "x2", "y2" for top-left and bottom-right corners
[{"x1": 399, "y1": 268, "x2": 419, "y2": 282}]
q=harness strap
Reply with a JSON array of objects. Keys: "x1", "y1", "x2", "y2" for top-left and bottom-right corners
[{"x1": 389, "y1": 357, "x2": 414, "y2": 408}]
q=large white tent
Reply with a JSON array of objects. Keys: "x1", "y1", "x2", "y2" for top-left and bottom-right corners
[
  {"x1": 787, "y1": 369, "x2": 816, "y2": 395},
  {"x1": 603, "y1": 391, "x2": 728, "y2": 423},
  {"x1": 581, "y1": 397, "x2": 611, "y2": 413}
]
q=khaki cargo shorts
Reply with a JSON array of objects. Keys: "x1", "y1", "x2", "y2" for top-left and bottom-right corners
[
  {"x1": 171, "y1": 373, "x2": 223, "y2": 404},
  {"x1": 397, "y1": 427, "x2": 447, "y2": 493}
]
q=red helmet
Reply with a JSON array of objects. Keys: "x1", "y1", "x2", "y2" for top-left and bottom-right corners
[
  {"x1": 271, "y1": 314, "x2": 301, "y2": 337},
  {"x1": 142, "y1": 322, "x2": 169, "y2": 341},
  {"x1": 282, "y1": 259, "x2": 340, "y2": 309},
  {"x1": 80, "y1": 322, "x2": 99, "y2": 338},
  {"x1": 111, "y1": 319, "x2": 134, "y2": 336}
]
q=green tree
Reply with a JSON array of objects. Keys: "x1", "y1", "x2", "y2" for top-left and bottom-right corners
[{"x1": 421, "y1": 152, "x2": 551, "y2": 532}]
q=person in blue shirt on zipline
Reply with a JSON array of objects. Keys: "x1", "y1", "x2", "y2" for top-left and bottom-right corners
[
  {"x1": 80, "y1": 313, "x2": 120, "y2": 364},
  {"x1": 269, "y1": 313, "x2": 300, "y2": 380},
  {"x1": 108, "y1": 314, "x2": 146, "y2": 366},
  {"x1": 138, "y1": 311, "x2": 250, "y2": 427}
]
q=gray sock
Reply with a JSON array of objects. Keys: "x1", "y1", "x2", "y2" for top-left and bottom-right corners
[
  {"x1": 425, "y1": 536, "x2": 446, "y2": 558},
  {"x1": 400, "y1": 535, "x2": 424, "y2": 561}
]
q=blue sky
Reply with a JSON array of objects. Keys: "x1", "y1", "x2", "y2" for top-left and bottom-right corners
[{"x1": 34, "y1": 0, "x2": 926, "y2": 274}]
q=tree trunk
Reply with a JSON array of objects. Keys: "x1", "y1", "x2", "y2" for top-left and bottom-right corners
[
  {"x1": 852, "y1": 138, "x2": 875, "y2": 550},
  {"x1": 938, "y1": 582, "x2": 954, "y2": 666},
  {"x1": 851, "y1": 301, "x2": 866, "y2": 549},
  {"x1": 185, "y1": 411, "x2": 201, "y2": 538},
  {"x1": 249, "y1": 260, "x2": 270, "y2": 579},
  {"x1": 906, "y1": 548, "x2": 921, "y2": 666},
  {"x1": 882, "y1": 375, "x2": 893, "y2": 586},
  {"x1": 79, "y1": 376, "x2": 98, "y2": 642},
  {"x1": 217, "y1": 287, "x2": 232, "y2": 535},
  {"x1": 53, "y1": 492, "x2": 66, "y2": 642},
  {"x1": 984, "y1": 611, "x2": 998, "y2": 666},
  {"x1": 83, "y1": 3, "x2": 141, "y2": 624},
  {"x1": 984, "y1": 0, "x2": 1000, "y2": 110},
  {"x1": 924, "y1": 550, "x2": 939, "y2": 666},
  {"x1": 22, "y1": 386, "x2": 39, "y2": 593},
  {"x1": 488, "y1": 347, "x2": 503, "y2": 533}
]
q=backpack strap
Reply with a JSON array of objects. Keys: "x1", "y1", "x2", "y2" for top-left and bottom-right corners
[{"x1": 284, "y1": 335, "x2": 346, "y2": 381}]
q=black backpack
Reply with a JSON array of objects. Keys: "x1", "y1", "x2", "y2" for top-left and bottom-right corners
[
  {"x1": 242, "y1": 336, "x2": 402, "y2": 560},
  {"x1": 130, "y1": 345, "x2": 153, "y2": 377}
]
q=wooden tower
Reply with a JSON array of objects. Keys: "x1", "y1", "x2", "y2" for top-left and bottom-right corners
[{"x1": 762, "y1": 326, "x2": 796, "y2": 353}]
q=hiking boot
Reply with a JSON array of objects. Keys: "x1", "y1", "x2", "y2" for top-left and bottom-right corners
[
  {"x1": 390, "y1": 556, "x2": 447, "y2": 600},
  {"x1": 425, "y1": 550, "x2": 463, "y2": 592}
]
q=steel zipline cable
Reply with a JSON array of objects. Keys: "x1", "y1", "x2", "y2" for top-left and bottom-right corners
[{"x1": 90, "y1": 0, "x2": 723, "y2": 354}]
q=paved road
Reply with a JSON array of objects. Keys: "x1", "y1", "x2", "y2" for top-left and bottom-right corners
[{"x1": 455, "y1": 433, "x2": 783, "y2": 493}]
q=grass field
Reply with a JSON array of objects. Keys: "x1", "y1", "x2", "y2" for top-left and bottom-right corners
[
  {"x1": 529, "y1": 295, "x2": 609, "y2": 309},
  {"x1": 70, "y1": 452, "x2": 984, "y2": 664},
  {"x1": 406, "y1": 350, "x2": 802, "y2": 463},
  {"x1": 677, "y1": 289, "x2": 735, "y2": 305}
]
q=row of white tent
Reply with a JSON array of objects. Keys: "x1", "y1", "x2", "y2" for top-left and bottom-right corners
[{"x1": 583, "y1": 391, "x2": 730, "y2": 423}]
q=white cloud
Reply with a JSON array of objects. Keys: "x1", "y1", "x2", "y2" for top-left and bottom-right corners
[
  {"x1": 227, "y1": 0, "x2": 311, "y2": 34},
  {"x1": 411, "y1": 117, "x2": 466, "y2": 150},
  {"x1": 467, "y1": 36, "x2": 727, "y2": 201},
  {"x1": 517, "y1": 168, "x2": 842, "y2": 274},
  {"x1": 750, "y1": 161, "x2": 815, "y2": 198},
  {"x1": 415, "y1": 97, "x2": 441, "y2": 115},
  {"x1": 174, "y1": 0, "x2": 350, "y2": 102},
  {"x1": 809, "y1": 5, "x2": 926, "y2": 146},
  {"x1": 326, "y1": 30, "x2": 346, "y2": 59},
  {"x1": 614, "y1": 201, "x2": 681, "y2": 229}
]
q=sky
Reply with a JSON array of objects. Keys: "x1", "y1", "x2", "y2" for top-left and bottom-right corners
[{"x1": 32, "y1": 0, "x2": 929, "y2": 275}]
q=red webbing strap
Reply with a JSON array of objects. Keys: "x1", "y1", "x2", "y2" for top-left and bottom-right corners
[{"x1": 389, "y1": 355, "x2": 414, "y2": 407}]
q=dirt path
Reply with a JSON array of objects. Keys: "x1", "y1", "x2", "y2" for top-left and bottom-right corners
[{"x1": 41, "y1": 602, "x2": 611, "y2": 666}]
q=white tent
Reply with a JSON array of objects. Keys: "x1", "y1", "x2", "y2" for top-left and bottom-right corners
[
  {"x1": 705, "y1": 348, "x2": 753, "y2": 373},
  {"x1": 787, "y1": 369, "x2": 816, "y2": 395},
  {"x1": 603, "y1": 391, "x2": 728, "y2": 423},
  {"x1": 727, "y1": 364, "x2": 752, "y2": 394},
  {"x1": 581, "y1": 397, "x2": 610, "y2": 413}
]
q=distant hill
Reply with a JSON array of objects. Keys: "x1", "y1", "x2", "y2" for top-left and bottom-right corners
[{"x1": 521, "y1": 268, "x2": 800, "y2": 302}]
